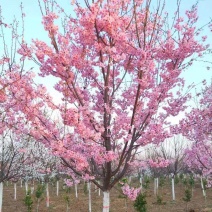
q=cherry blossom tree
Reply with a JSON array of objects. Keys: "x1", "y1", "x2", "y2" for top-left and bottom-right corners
[
  {"x1": 1, "y1": 0, "x2": 212, "y2": 211},
  {"x1": 0, "y1": 130, "x2": 29, "y2": 210},
  {"x1": 181, "y1": 83, "x2": 212, "y2": 185},
  {"x1": 146, "y1": 135, "x2": 189, "y2": 177}
]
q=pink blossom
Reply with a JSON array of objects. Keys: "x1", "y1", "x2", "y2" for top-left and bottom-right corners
[{"x1": 121, "y1": 184, "x2": 141, "y2": 201}]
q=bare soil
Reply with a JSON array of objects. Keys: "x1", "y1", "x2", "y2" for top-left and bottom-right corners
[{"x1": 2, "y1": 179, "x2": 212, "y2": 212}]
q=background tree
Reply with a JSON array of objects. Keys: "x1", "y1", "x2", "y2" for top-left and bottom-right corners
[
  {"x1": 181, "y1": 83, "x2": 212, "y2": 185},
  {"x1": 145, "y1": 135, "x2": 189, "y2": 177},
  {"x1": 0, "y1": 130, "x2": 27, "y2": 211}
]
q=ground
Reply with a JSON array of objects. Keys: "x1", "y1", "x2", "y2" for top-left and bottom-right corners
[{"x1": 2, "y1": 177, "x2": 212, "y2": 212}]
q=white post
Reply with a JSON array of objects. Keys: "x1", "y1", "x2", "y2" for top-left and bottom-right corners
[
  {"x1": 25, "y1": 181, "x2": 28, "y2": 194},
  {"x1": 154, "y1": 178, "x2": 157, "y2": 196},
  {"x1": 56, "y1": 180, "x2": 59, "y2": 196},
  {"x1": 46, "y1": 183, "x2": 50, "y2": 207},
  {"x1": 140, "y1": 177, "x2": 142, "y2": 192},
  {"x1": 103, "y1": 191, "x2": 110, "y2": 212},
  {"x1": 172, "y1": 178, "x2": 175, "y2": 201},
  {"x1": 156, "y1": 178, "x2": 159, "y2": 195},
  {"x1": 88, "y1": 182, "x2": 91, "y2": 212},
  {"x1": 75, "y1": 184, "x2": 78, "y2": 198},
  {"x1": 14, "y1": 183, "x2": 17, "y2": 200},
  {"x1": 94, "y1": 182, "x2": 96, "y2": 193},
  {"x1": 31, "y1": 181, "x2": 34, "y2": 194},
  {"x1": 0, "y1": 182, "x2": 3, "y2": 212},
  {"x1": 98, "y1": 181, "x2": 101, "y2": 196},
  {"x1": 200, "y1": 177, "x2": 206, "y2": 197}
]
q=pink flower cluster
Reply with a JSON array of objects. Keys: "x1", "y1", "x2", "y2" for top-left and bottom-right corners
[
  {"x1": 148, "y1": 158, "x2": 170, "y2": 168},
  {"x1": 64, "y1": 179, "x2": 73, "y2": 187},
  {"x1": 121, "y1": 184, "x2": 141, "y2": 201}
]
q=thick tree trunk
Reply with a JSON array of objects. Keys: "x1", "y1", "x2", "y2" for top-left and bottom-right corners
[
  {"x1": 0, "y1": 182, "x2": 3, "y2": 212},
  {"x1": 103, "y1": 191, "x2": 110, "y2": 212}
]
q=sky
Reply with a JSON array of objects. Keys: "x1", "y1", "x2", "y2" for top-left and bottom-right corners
[{"x1": 0, "y1": 0, "x2": 212, "y2": 99}]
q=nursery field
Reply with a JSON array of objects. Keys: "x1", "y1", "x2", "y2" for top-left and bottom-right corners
[{"x1": 2, "y1": 178, "x2": 212, "y2": 212}]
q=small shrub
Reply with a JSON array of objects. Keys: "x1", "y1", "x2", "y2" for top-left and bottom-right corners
[
  {"x1": 188, "y1": 176, "x2": 195, "y2": 188},
  {"x1": 202, "y1": 178, "x2": 207, "y2": 190},
  {"x1": 183, "y1": 188, "x2": 192, "y2": 211},
  {"x1": 179, "y1": 173, "x2": 184, "y2": 181},
  {"x1": 159, "y1": 176, "x2": 165, "y2": 187},
  {"x1": 182, "y1": 178, "x2": 188, "y2": 187},
  {"x1": 35, "y1": 184, "x2": 45, "y2": 212},
  {"x1": 35, "y1": 184, "x2": 45, "y2": 199},
  {"x1": 156, "y1": 195, "x2": 166, "y2": 205},
  {"x1": 174, "y1": 175, "x2": 180, "y2": 184},
  {"x1": 134, "y1": 193, "x2": 147, "y2": 212},
  {"x1": 64, "y1": 194, "x2": 70, "y2": 211},
  {"x1": 83, "y1": 183, "x2": 88, "y2": 194},
  {"x1": 183, "y1": 189, "x2": 192, "y2": 202},
  {"x1": 143, "y1": 177, "x2": 150, "y2": 189},
  {"x1": 24, "y1": 190, "x2": 33, "y2": 212}
]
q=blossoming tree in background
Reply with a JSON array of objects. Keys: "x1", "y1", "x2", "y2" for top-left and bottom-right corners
[{"x1": 182, "y1": 83, "x2": 212, "y2": 185}]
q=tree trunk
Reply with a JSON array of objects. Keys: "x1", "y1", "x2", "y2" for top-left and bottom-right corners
[
  {"x1": 154, "y1": 178, "x2": 158, "y2": 196},
  {"x1": 88, "y1": 182, "x2": 91, "y2": 212},
  {"x1": 139, "y1": 177, "x2": 142, "y2": 191},
  {"x1": 75, "y1": 184, "x2": 78, "y2": 198},
  {"x1": 14, "y1": 183, "x2": 17, "y2": 200},
  {"x1": 0, "y1": 182, "x2": 3, "y2": 212},
  {"x1": 56, "y1": 181, "x2": 59, "y2": 196},
  {"x1": 46, "y1": 183, "x2": 50, "y2": 207},
  {"x1": 98, "y1": 181, "x2": 101, "y2": 196},
  {"x1": 31, "y1": 181, "x2": 34, "y2": 194},
  {"x1": 36, "y1": 199, "x2": 40, "y2": 212},
  {"x1": 200, "y1": 176, "x2": 206, "y2": 197},
  {"x1": 103, "y1": 191, "x2": 110, "y2": 212},
  {"x1": 25, "y1": 181, "x2": 28, "y2": 194},
  {"x1": 172, "y1": 178, "x2": 175, "y2": 201}
]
